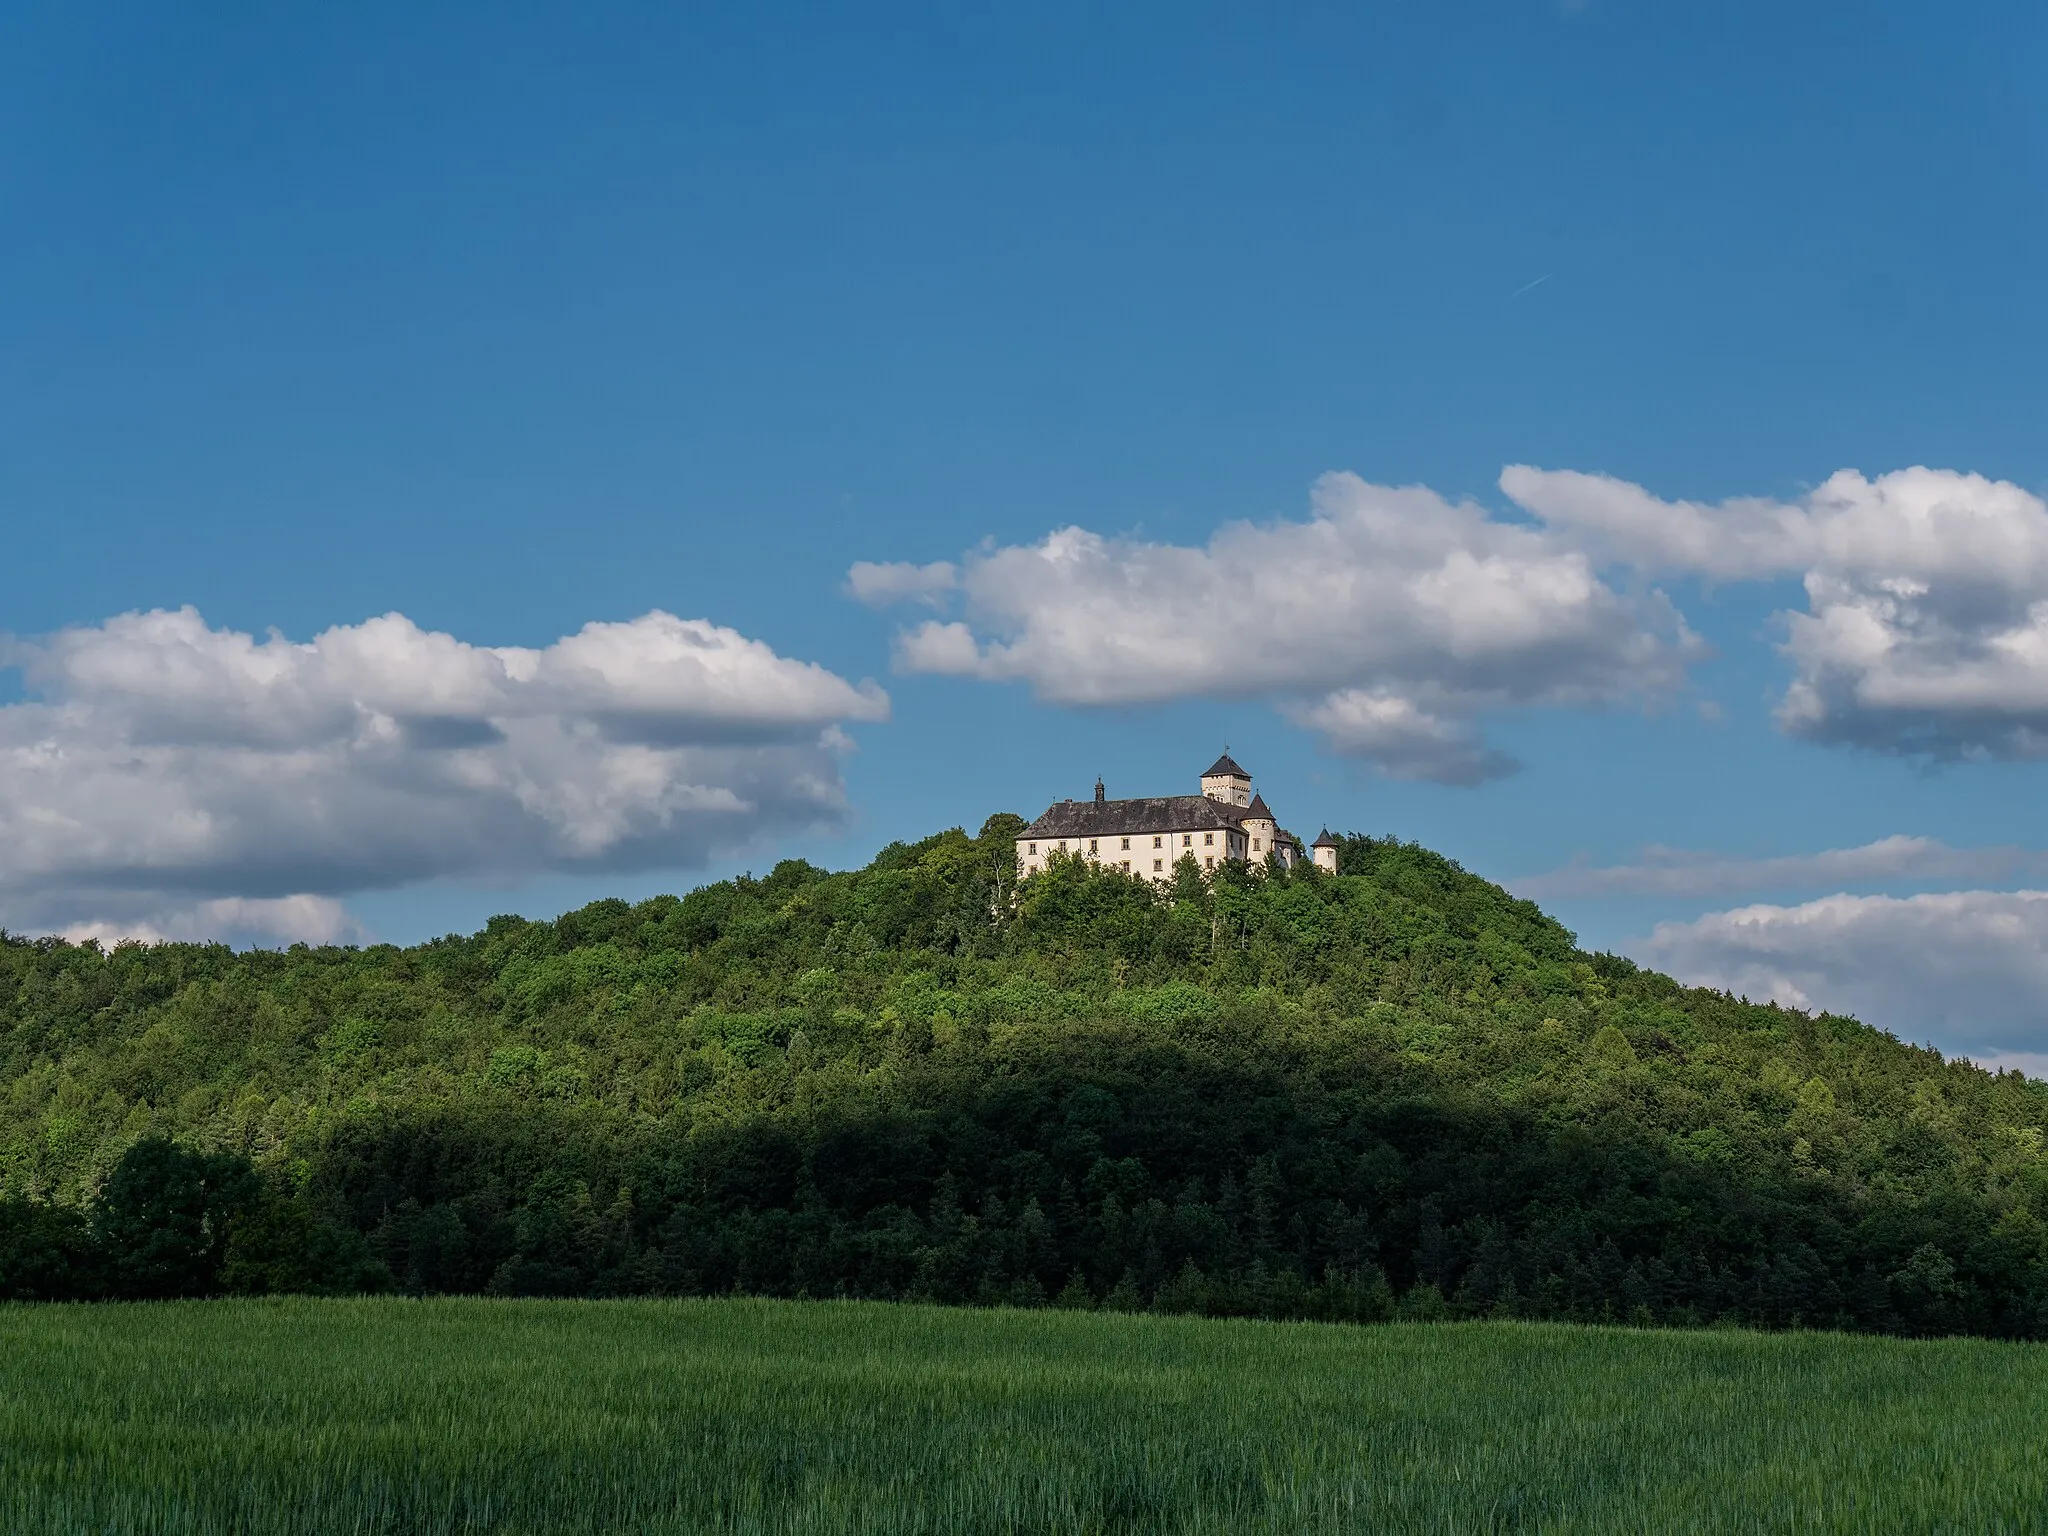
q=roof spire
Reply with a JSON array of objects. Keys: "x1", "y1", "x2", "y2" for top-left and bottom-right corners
[
  {"x1": 1094, "y1": 777, "x2": 1106, "y2": 805},
  {"x1": 1201, "y1": 749, "x2": 1249, "y2": 780}
]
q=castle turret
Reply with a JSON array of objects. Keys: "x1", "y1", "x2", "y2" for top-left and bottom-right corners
[
  {"x1": 1199, "y1": 751, "x2": 1252, "y2": 807},
  {"x1": 1311, "y1": 829, "x2": 1339, "y2": 874}
]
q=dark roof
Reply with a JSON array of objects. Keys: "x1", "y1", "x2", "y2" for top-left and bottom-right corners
[
  {"x1": 1201, "y1": 752, "x2": 1249, "y2": 780},
  {"x1": 1244, "y1": 793, "x2": 1274, "y2": 820},
  {"x1": 1312, "y1": 828, "x2": 1339, "y2": 848},
  {"x1": 1021, "y1": 794, "x2": 1253, "y2": 840}
]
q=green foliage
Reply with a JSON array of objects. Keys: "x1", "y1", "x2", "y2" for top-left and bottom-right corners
[
  {"x1": 2, "y1": 822, "x2": 2046, "y2": 1336},
  {"x1": 93, "y1": 1137, "x2": 258, "y2": 1299},
  {"x1": 0, "y1": 1138, "x2": 387, "y2": 1300},
  {"x1": 0, "y1": 1199, "x2": 98, "y2": 1301},
  {"x1": 217, "y1": 1179, "x2": 391, "y2": 1298},
  {"x1": 4, "y1": 1298, "x2": 2048, "y2": 1534}
]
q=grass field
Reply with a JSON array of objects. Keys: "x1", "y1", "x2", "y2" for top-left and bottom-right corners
[{"x1": 1, "y1": 1299, "x2": 2044, "y2": 1534}]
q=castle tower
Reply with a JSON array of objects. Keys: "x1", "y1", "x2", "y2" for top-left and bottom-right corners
[
  {"x1": 1311, "y1": 829, "x2": 1339, "y2": 874},
  {"x1": 1199, "y1": 751, "x2": 1251, "y2": 807}
]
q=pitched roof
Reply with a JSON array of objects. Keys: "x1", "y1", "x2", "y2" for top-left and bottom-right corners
[
  {"x1": 1021, "y1": 794, "x2": 1251, "y2": 840},
  {"x1": 1244, "y1": 793, "x2": 1274, "y2": 820},
  {"x1": 1201, "y1": 752, "x2": 1249, "y2": 780},
  {"x1": 1312, "y1": 828, "x2": 1339, "y2": 848}
]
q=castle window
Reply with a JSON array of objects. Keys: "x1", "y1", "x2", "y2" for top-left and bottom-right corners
[
  {"x1": 1153, "y1": 859, "x2": 1163, "y2": 872},
  {"x1": 1153, "y1": 835, "x2": 1162, "y2": 849},
  {"x1": 1058, "y1": 840, "x2": 1067, "y2": 851},
  {"x1": 1028, "y1": 843, "x2": 1037, "y2": 855},
  {"x1": 1205, "y1": 856, "x2": 1214, "y2": 870},
  {"x1": 1088, "y1": 839, "x2": 1098, "y2": 854},
  {"x1": 1120, "y1": 837, "x2": 1130, "y2": 851},
  {"x1": 1121, "y1": 860, "x2": 1130, "y2": 871},
  {"x1": 1182, "y1": 834, "x2": 1192, "y2": 847},
  {"x1": 1204, "y1": 833, "x2": 1214, "y2": 846},
  {"x1": 1252, "y1": 838, "x2": 1260, "y2": 852}
]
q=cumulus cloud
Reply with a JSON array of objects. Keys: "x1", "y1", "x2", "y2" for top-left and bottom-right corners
[
  {"x1": 858, "y1": 461, "x2": 2048, "y2": 772},
  {"x1": 1505, "y1": 465, "x2": 2048, "y2": 759},
  {"x1": 1519, "y1": 835, "x2": 2047, "y2": 901},
  {"x1": 894, "y1": 619, "x2": 984, "y2": 675},
  {"x1": 846, "y1": 560, "x2": 960, "y2": 607},
  {"x1": 1637, "y1": 890, "x2": 2048, "y2": 1058},
  {"x1": 0, "y1": 607, "x2": 888, "y2": 944},
  {"x1": 62, "y1": 897, "x2": 364, "y2": 950},
  {"x1": 1283, "y1": 689, "x2": 1517, "y2": 786},
  {"x1": 1502, "y1": 466, "x2": 1815, "y2": 580},
  {"x1": 855, "y1": 473, "x2": 1695, "y2": 782}
]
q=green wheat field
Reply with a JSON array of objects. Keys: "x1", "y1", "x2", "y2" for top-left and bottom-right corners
[{"x1": 2, "y1": 1299, "x2": 2045, "y2": 1534}]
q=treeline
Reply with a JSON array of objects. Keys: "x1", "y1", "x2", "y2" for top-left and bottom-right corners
[
  {"x1": 0, "y1": 1137, "x2": 383, "y2": 1300},
  {"x1": 3, "y1": 821, "x2": 2047, "y2": 1337}
]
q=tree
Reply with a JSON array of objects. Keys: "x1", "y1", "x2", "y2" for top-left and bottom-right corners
[
  {"x1": 0, "y1": 1198, "x2": 101, "y2": 1300},
  {"x1": 218, "y1": 1179, "x2": 392, "y2": 1296},
  {"x1": 94, "y1": 1137, "x2": 257, "y2": 1299}
]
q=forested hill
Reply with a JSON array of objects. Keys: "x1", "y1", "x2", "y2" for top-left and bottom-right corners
[{"x1": 5, "y1": 817, "x2": 2047, "y2": 1338}]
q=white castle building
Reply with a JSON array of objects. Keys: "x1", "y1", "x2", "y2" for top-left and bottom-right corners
[{"x1": 1016, "y1": 753, "x2": 1340, "y2": 882}]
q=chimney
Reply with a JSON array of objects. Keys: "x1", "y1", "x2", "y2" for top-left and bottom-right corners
[{"x1": 1094, "y1": 778, "x2": 1106, "y2": 805}]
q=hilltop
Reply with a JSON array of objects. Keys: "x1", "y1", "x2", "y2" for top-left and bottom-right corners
[{"x1": 3, "y1": 818, "x2": 2046, "y2": 1336}]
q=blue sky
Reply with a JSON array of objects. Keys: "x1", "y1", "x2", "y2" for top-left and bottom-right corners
[{"x1": 6, "y1": 2, "x2": 2048, "y2": 1064}]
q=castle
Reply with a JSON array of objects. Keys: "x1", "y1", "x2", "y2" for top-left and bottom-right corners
[{"x1": 1016, "y1": 753, "x2": 1339, "y2": 881}]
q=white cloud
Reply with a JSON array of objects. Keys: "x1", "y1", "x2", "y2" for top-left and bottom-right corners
[
  {"x1": 1504, "y1": 465, "x2": 2048, "y2": 588},
  {"x1": 893, "y1": 619, "x2": 983, "y2": 675},
  {"x1": 0, "y1": 607, "x2": 888, "y2": 943},
  {"x1": 1504, "y1": 464, "x2": 2048, "y2": 759},
  {"x1": 62, "y1": 897, "x2": 364, "y2": 950},
  {"x1": 846, "y1": 560, "x2": 959, "y2": 607},
  {"x1": 1519, "y1": 835, "x2": 2046, "y2": 900},
  {"x1": 856, "y1": 473, "x2": 1695, "y2": 783},
  {"x1": 1637, "y1": 890, "x2": 2048, "y2": 1056},
  {"x1": 1501, "y1": 465, "x2": 1816, "y2": 581},
  {"x1": 858, "y1": 462, "x2": 2048, "y2": 771},
  {"x1": 1283, "y1": 689, "x2": 1516, "y2": 786}
]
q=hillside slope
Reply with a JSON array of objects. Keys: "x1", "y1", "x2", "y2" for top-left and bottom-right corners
[{"x1": 4, "y1": 820, "x2": 2046, "y2": 1335}]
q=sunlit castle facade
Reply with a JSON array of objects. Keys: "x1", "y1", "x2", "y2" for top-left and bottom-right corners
[{"x1": 1016, "y1": 753, "x2": 1341, "y2": 882}]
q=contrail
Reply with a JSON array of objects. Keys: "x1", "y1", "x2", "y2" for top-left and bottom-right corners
[{"x1": 1507, "y1": 273, "x2": 1551, "y2": 300}]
